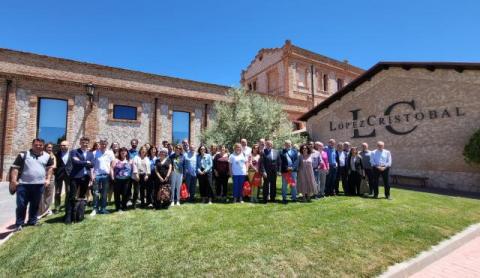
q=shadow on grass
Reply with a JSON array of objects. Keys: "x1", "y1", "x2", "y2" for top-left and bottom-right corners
[{"x1": 392, "y1": 185, "x2": 480, "y2": 200}]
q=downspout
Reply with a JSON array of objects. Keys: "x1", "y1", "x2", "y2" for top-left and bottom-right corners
[
  {"x1": 0, "y1": 79, "x2": 12, "y2": 180},
  {"x1": 153, "y1": 97, "x2": 158, "y2": 147},
  {"x1": 310, "y1": 64, "x2": 315, "y2": 107},
  {"x1": 204, "y1": 103, "x2": 208, "y2": 129}
]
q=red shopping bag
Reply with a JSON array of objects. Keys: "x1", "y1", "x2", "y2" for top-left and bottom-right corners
[
  {"x1": 180, "y1": 182, "x2": 190, "y2": 200},
  {"x1": 251, "y1": 172, "x2": 262, "y2": 187},
  {"x1": 282, "y1": 172, "x2": 296, "y2": 187},
  {"x1": 243, "y1": 181, "x2": 252, "y2": 197}
]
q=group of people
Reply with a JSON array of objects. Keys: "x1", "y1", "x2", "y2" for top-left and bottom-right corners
[{"x1": 9, "y1": 136, "x2": 392, "y2": 231}]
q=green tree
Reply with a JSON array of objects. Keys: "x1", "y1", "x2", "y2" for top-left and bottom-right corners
[
  {"x1": 202, "y1": 88, "x2": 304, "y2": 149},
  {"x1": 464, "y1": 128, "x2": 480, "y2": 164}
]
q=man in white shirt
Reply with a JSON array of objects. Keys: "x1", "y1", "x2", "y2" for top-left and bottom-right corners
[
  {"x1": 369, "y1": 141, "x2": 393, "y2": 200},
  {"x1": 240, "y1": 138, "x2": 252, "y2": 158},
  {"x1": 92, "y1": 139, "x2": 115, "y2": 215}
]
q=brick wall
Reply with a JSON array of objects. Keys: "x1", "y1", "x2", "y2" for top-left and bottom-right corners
[{"x1": 306, "y1": 67, "x2": 480, "y2": 192}]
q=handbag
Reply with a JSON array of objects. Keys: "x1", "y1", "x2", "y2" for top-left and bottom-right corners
[
  {"x1": 282, "y1": 172, "x2": 296, "y2": 187},
  {"x1": 180, "y1": 182, "x2": 190, "y2": 200},
  {"x1": 359, "y1": 178, "x2": 370, "y2": 195},
  {"x1": 242, "y1": 181, "x2": 252, "y2": 197},
  {"x1": 251, "y1": 172, "x2": 262, "y2": 187}
]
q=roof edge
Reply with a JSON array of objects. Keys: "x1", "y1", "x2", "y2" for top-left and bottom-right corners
[
  {"x1": 0, "y1": 47, "x2": 231, "y2": 91},
  {"x1": 298, "y1": 61, "x2": 480, "y2": 121}
]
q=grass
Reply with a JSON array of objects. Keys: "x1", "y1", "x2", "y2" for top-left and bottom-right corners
[{"x1": 0, "y1": 185, "x2": 480, "y2": 277}]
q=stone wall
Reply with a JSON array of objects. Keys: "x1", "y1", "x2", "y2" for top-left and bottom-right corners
[{"x1": 306, "y1": 67, "x2": 480, "y2": 192}]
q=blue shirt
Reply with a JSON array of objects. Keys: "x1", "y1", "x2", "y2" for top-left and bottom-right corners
[
  {"x1": 284, "y1": 148, "x2": 299, "y2": 171},
  {"x1": 128, "y1": 149, "x2": 138, "y2": 159},
  {"x1": 183, "y1": 151, "x2": 197, "y2": 176},
  {"x1": 370, "y1": 149, "x2": 392, "y2": 168},
  {"x1": 196, "y1": 154, "x2": 213, "y2": 174},
  {"x1": 325, "y1": 146, "x2": 337, "y2": 166}
]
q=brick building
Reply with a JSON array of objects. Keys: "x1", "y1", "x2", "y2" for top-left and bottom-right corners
[
  {"x1": 0, "y1": 48, "x2": 231, "y2": 180},
  {"x1": 0, "y1": 42, "x2": 362, "y2": 180},
  {"x1": 299, "y1": 62, "x2": 480, "y2": 193},
  {"x1": 241, "y1": 40, "x2": 363, "y2": 128}
]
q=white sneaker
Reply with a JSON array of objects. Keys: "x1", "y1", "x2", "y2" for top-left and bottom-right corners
[
  {"x1": 118, "y1": 210, "x2": 124, "y2": 214},
  {"x1": 46, "y1": 209, "x2": 53, "y2": 216},
  {"x1": 176, "y1": 202, "x2": 181, "y2": 206},
  {"x1": 208, "y1": 201, "x2": 212, "y2": 205},
  {"x1": 90, "y1": 210, "x2": 97, "y2": 216},
  {"x1": 240, "y1": 200, "x2": 244, "y2": 204}
]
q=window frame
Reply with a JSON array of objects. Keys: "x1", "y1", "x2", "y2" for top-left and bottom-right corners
[
  {"x1": 112, "y1": 104, "x2": 138, "y2": 121},
  {"x1": 171, "y1": 110, "x2": 191, "y2": 144},
  {"x1": 36, "y1": 97, "x2": 69, "y2": 145}
]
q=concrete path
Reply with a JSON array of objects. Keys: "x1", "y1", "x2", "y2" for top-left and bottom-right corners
[
  {"x1": 0, "y1": 182, "x2": 16, "y2": 241},
  {"x1": 410, "y1": 235, "x2": 480, "y2": 278}
]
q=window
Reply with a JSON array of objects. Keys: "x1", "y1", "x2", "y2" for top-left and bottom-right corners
[
  {"x1": 37, "y1": 98, "x2": 68, "y2": 145},
  {"x1": 323, "y1": 74, "x2": 329, "y2": 92},
  {"x1": 113, "y1": 105, "x2": 137, "y2": 120},
  {"x1": 248, "y1": 83, "x2": 252, "y2": 91},
  {"x1": 267, "y1": 70, "x2": 278, "y2": 93},
  {"x1": 172, "y1": 111, "x2": 190, "y2": 144},
  {"x1": 297, "y1": 68, "x2": 306, "y2": 88},
  {"x1": 337, "y1": 78, "x2": 344, "y2": 90},
  {"x1": 252, "y1": 81, "x2": 257, "y2": 91}
]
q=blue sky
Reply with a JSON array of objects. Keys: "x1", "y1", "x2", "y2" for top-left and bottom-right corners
[{"x1": 1, "y1": 1, "x2": 478, "y2": 86}]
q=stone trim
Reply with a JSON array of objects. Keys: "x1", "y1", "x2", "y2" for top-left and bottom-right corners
[{"x1": 108, "y1": 99, "x2": 143, "y2": 124}]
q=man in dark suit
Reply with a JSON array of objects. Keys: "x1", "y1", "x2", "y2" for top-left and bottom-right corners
[
  {"x1": 261, "y1": 140, "x2": 281, "y2": 203},
  {"x1": 54, "y1": 140, "x2": 70, "y2": 213},
  {"x1": 64, "y1": 137, "x2": 94, "y2": 224}
]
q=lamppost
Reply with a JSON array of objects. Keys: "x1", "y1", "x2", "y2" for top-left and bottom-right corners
[{"x1": 85, "y1": 83, "x2": 95, "y2": 108}]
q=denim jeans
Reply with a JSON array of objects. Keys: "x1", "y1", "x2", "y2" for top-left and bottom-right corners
[
  {"x1": 185, "y1": 173, "x2": 197, "y2": 202},
  {"x1": 232, "y1": 175, "x2": 245, "y2": 199},
  {"x1": 281, "y1": 172, "x2": 297, "y2": 201},
  {"x1": 16, "y1": 184, "x2": 44, "y2": 226},
  {"x1": 314, "y1": 169, "x2": 328, "y2": 196},
  {"x1": 325, "y1": 166, "x2": 338, "y2": 195},
  {"x1": 171, "y1": 172, "x2": 183, "y2": 203},
  {"x1": 93, "y1": 175, "x2": 109, "y2": 212}
]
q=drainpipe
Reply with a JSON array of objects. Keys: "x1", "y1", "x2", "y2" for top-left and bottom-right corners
[
  {"x1": 310, "y1": 64, "x2": 315, "y2": 107},
  {"x1": 153, "y1": 97, "x2": 158, "y2": 147},
  {"x1": 204, "y1": 103, "x2": 208, "y2": 130},
  {"x1": 0, "y1": 79, "x2": 12, "y2": 180}
]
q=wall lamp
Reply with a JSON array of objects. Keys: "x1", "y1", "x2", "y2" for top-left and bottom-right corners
[{"x1": 85, "y1": 83, "x2": 95, "y2": 107}]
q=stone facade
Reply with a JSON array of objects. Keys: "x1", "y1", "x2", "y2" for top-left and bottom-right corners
[
  {"x1": 303, "y1": 65, "x2": 480, "y2": 193},
  {"x1": 241, "y1": 40, "x2": 363, "y2": 126},
  {"x1": 0, "y1": 48, "x2": 224, "y2": 179}
]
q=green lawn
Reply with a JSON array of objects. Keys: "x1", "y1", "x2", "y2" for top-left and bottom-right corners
[{"x1": 1, "y1": 187, "x2": 480, "y2": 277}]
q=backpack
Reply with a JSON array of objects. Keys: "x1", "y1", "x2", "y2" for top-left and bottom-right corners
[
  {"x1": 8, "y1": 151, "x2": 27, "y2": 195},
  {"x1": 73, "y1": 199, "x2": 87, "y2": 222},
  {"x1": 157, "y1": 185, "x2": 172, "y2": 204}
]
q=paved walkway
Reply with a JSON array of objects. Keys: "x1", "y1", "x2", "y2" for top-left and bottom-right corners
[
  {"x1": 0, "y1": 182, "x2": 16, "y2": 240},
  {"x1": 410, "y1": 235, "x2": 480, "y2": 278}
]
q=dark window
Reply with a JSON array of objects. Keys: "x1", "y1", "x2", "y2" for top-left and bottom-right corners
[
  {"x1": 337, "y1": 78, "x2": 344, "y2": 90},
  {"x1": 113, "y1": 105, "x2": 137, "y2": 120},
  {"x1": 323, "y1": 74, "x2": 329, "y2": 92},
  {"x1": 172, "y1": 111, "x2": 190, "y2": 144},
  {"x1": 248, "y1": 83, "x2": 253, "y2": 91},
  {"x1": 252, "y1": 81, "x2": 257, "y2": 91},
  {"x1": 37, "y1": 98, "x2": 68, "y2": 145}
]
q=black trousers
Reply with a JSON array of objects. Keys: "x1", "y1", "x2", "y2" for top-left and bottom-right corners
[
  {"x1": 198, "y1": 173, "x2": 214, "y2": 198},
  {"x1": 325, "y1": 166, "x2": 337, "y2": 196},
  {"x1": 114, "y1": 178, "x2": 130, "y2": 211},
  {"x1": 372, "y1": 167, "x2": 391, "y2": 198},
  {"x1": 364, "y1": 168, "x2": 374, "y2": 195},
  {"x1": 348, "y1": 171, "x2": 362, "y2": 196},
  {"x1": 132, "y1": 174, "x2": 147, "y2": 207},
  {"x1": 263, "y1": 171, "x2": 277, "y2": 202},
  {"x1": 338, "y1": 166, "x2": 349, "y2": 194},
  {"x1": 215, "y1": 175, "x2": 229, "y2": 198},
  {"x1": 65, "y1": 175, "x2": 90, "y2": 223},
  {"x1": 54, "y1": 174, "x2": 70, "y2": 209}
]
